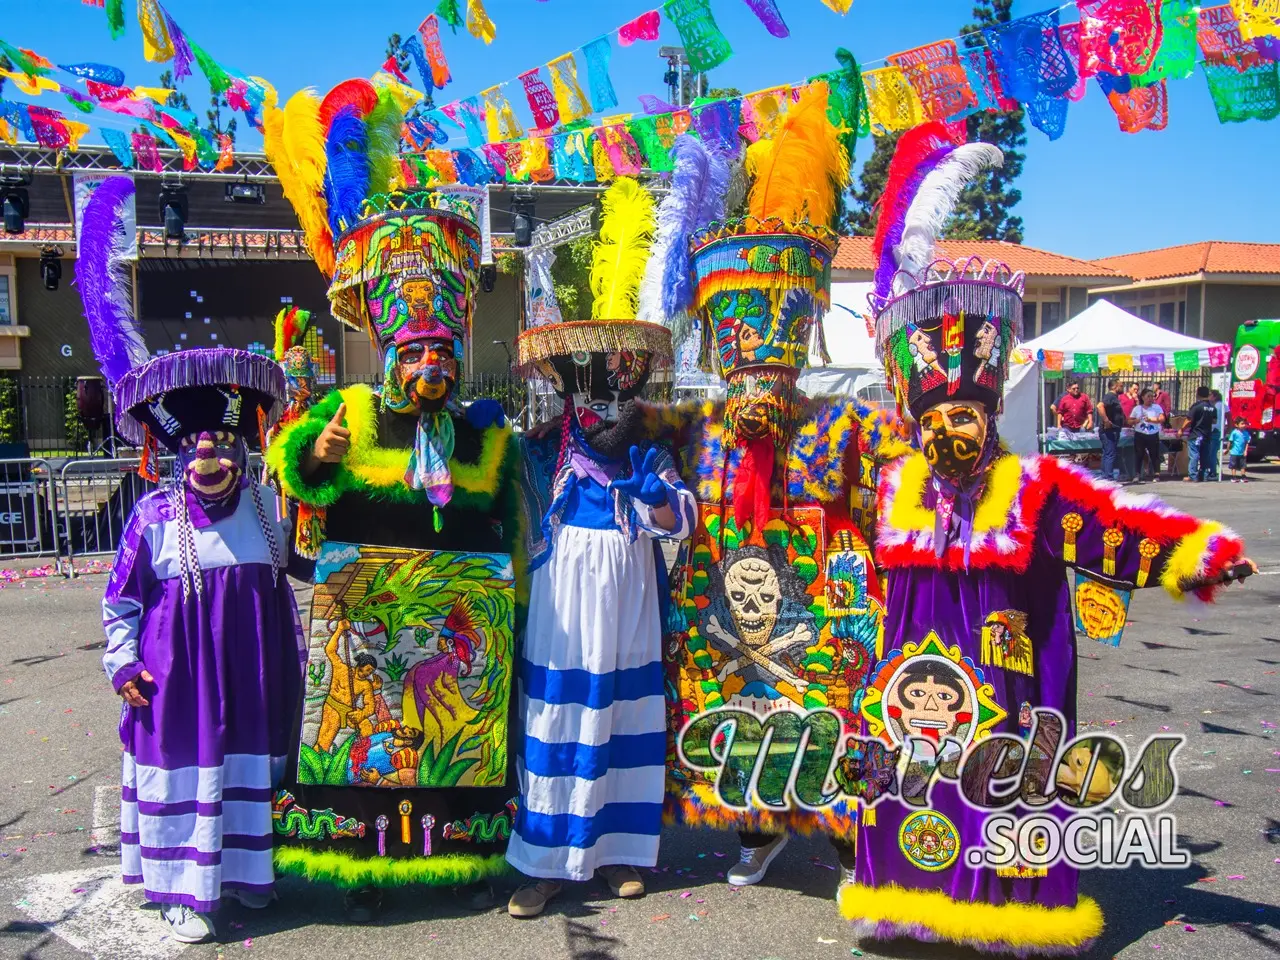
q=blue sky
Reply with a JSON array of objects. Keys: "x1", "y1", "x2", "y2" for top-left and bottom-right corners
[{"x1": 2, "y1": 0, "x2": 1277, "y2": 260}]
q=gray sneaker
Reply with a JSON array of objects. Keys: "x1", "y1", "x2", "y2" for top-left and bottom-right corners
[
  {"x1": 159, "y1": 903, "x2": 216, "y2": 943},
  {"x1": 726, "y1": 833, "x2": 788, "y2": 886},
  {"x1": 224, "y1": 887, "x2": 275, "y2": 909}
]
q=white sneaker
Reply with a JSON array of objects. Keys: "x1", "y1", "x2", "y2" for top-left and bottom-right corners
[
  {"x1": 839, "y1": 864, "x2": 856, "y2": 889},
  {"x1": 224, "y1": 887, "x2": 276, "y2": 909},
  {"x1": 160, "y1": 903, "x2": 216, "y2": 943},
  {"x1": 726, "y1": 834, "x2": 788, "y2": 886}
]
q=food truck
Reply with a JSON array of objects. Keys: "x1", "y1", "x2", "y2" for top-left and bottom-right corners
[{"x1": 1228, "y1": 319, "x2": 1280, "y2": 460}]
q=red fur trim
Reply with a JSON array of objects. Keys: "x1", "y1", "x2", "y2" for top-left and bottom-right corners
[
  {"x1": 1195, "y1": 531, "x2": 1247, "y2": 602},
  {"x1": 1036, "y1": 456, "x2": 1200, "y2": 544}
]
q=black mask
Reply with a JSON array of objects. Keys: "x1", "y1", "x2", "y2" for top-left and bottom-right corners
[
  {"x1": 547, "y1": 350, "x2": 652, "y2": 460},
  {"x1": 923, "y1": 430, "x2": 984, "y2": 482}
]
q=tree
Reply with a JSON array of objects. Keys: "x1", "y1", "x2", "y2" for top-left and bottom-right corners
[
  {"x1": 953, "y1": 0, "x2": 1026, "y2": 242},
  {"x1": 158, "y1": 69, "x2": 191, "y2": 113},
  {"x1": 842, "y1": 132, "x2": 900, "y2": 236},
  {"x1": 706, "y1": 86, "x2": 742, "y2": 100},
  {"x1": 840, "y1": 1, "x2": 1027, "y2": 242},
  {"x1": 207, "y1": 91, "x2": 237, "y2": 147}
]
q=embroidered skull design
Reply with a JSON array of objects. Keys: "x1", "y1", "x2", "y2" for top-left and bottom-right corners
[{"x1": 723, "y1": 556, "x2": 782, "y2": 648}]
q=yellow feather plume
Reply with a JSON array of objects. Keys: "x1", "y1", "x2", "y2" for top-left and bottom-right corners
[
  {"x1": 745, "y1": 81, "x2": 850, "y2": 228},
  {"x1": 590, "y1": 177, "x2": 656, "y2": 321},
  {"x1": 266, "y1": 89, "x2": 334, "y2": 277}
]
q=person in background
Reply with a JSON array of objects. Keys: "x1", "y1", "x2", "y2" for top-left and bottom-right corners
[
  {"x1": 1128, "y1": 387, "x2": 1164, "y2": 483},
  {"x1": 1153, "y1": 381, "x2": 1173, "y2": 415},
  {"x1": 1209, "y1": 389, "x2": 1227, "y2": 481},
  {"x1": 1227, "y1": 417, "x2": 1251, "y2": 482},
  {"x1": 1052, "y1": 381, "x2": 1093, "y2": 430},
  {"x1": 1183, "y1": 386, "x2": 1218, "y2": 482},
  {"x1": 1119, "y1": 382, "x2": 1140, "y2": 419},
  {"x1": 1096, "y1": 378, "x2": 1126, "y2": 481}
]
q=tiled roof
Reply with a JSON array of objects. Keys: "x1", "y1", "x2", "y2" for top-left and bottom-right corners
[
  {"x1": 833, "y1": 236, "x2": 1123, "y2": 280},
  {"x1": 1093, "y1": 241, "x2": 1280, "y2": 281}
]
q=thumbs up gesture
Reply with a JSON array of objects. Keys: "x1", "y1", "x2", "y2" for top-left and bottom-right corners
[{"x1": 303, "y1": 403, "x2": 350, "y2": 477}]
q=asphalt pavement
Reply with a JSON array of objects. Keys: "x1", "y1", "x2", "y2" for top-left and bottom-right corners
[{"x1": 1, "y1": 467, "x2": 1278, "y2": 960}]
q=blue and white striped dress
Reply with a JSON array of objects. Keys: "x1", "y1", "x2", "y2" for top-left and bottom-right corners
[{"x1": 507, "y1": 443, "x2": 695, "y2": 881}]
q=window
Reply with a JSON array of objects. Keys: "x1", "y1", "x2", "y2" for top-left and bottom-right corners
[
  {"x1": 1158, "y1": 302, "x2": 1175, "y2": 330},
  {"x1": 1041, "y1": 300, "x2": 1063, "y2": 333},
  {"x1": 0, "y1": 275, "x2": 10, "y2": 325},
  {"x1": 1138, "y1": 304, "x2": 1156, "y2": 323},
  {"x1": 1022, "y1": 300, "x2": 1038, "y2": 334}
]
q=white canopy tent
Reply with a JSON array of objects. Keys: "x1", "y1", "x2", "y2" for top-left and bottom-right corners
[
  {"x1": 1021, "y1": 298, "x2": 1224, "y2": 362},
  {"x1": 797, "y1": 282, "x2": 886, "y2": 400}
]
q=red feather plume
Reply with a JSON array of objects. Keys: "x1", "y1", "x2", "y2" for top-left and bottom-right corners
[{"x1": 871, "y1": 122, "x2": 960, "y2": 263}]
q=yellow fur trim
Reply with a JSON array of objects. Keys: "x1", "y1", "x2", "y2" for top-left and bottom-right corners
[
  {"x1": 1160, "y1": 520, "x2": 1223, "y2": 601},
  {"x1": 839, "y1": 882, "x2": 1105, "y2": 952},
  {"x1": 888, "y1": 453, "x2": 1021, "y2": 535},
  {"x1": 338, "y1": 384, "x2": 511, "y2": 496}
]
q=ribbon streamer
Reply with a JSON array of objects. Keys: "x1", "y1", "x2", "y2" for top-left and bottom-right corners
[
  {"x1": 548, "y1": 52, "x2": 591, "y2": 123},
  {"x1": 518, "y1": 68, "x2": 560, "y2": 129},
  {"x1": 664, "y1": 0, "x2": 734, "y2": 73},
  {"x1": 467, "y1": 0, "x2": 498, "y2": 44},
  {"x1": 418, "y1": 15, "x2": 453, "y2": 88},
  {"x1": 618, "y1": 10, "x2": 661, "y2": 46},
  {"x1": 582, "y1": 37, "x2": 619, "y2": 112},
  {"x1": 138, "y1": 0, "x2": 176, "y2": 62}
]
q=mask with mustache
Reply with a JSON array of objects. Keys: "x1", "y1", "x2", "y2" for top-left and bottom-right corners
[
  {"x1": 548, "y1": 350, "x2": 651, "y2": 461},
  {"x1": 180, "y1": 430, "x2": 245, "y2": 503},
  {"x1": 919, "y1": 402, "x2": 989, "y2": 483}
]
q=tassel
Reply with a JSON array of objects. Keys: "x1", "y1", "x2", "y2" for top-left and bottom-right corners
[
  {"x1": 731, "y1": 437, "x2": 774, "y2": 539},
  {"x1": 433, "y1": 505, "x2": 443, "y2": 533},
  {"x1": 862, "y1": 804, "x2": 876, "y2": 827},
  {"x1": 258, "y1": 404, "x2": 269, "y2": 453},
  {"x1": 138, "y1": 425, "x2": 159, "y2": 483}
]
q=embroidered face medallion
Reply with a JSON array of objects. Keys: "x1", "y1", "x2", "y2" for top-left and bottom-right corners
[
  {"x1": 180, "y1": 430, "x2": 244, "y2": 503},
  {"x1": 919, "y1": 400, "x2": 989, "y2": 482}
]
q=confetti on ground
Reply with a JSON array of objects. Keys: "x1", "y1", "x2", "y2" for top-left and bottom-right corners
[
  {"x1": 1185, "y1": 925, "x2": 1197, "y2": 932},
  {"x1": 1227, "y1": 874, "x2": 1246, "y2": 879},
  {"x1": 680, "y1": 891, "x2": 691, "y2": 899},
  {"x1": 817, "y1": 937, "x2": 837, "y2": 943},
  {"x1": 651, "y1": 914, "x2": 670, "y2": 922}
]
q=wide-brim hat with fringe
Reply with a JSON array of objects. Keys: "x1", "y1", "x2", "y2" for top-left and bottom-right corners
[
  {"x1": 114, "y1": 348, "x2": 286, "y2": 450},
  {"x1": 514, "y1": 319, "x2": 673, "y2": 381}
]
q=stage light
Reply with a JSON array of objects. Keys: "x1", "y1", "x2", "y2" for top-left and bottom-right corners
[
  {"x1": 224, "y1": 181, "x2": 264, "y2": 204},
  {"x1": 39, "y1": 246, "x2": 62, "y2": 291},
  {"x1": 159, "y1": 184, "x2": 188, "y2": 242},
  {"x1": 1, "y1": 183, "x2": 29, "y2": 235},
  {"x1": 511, "y1": 193, "x2": 535, "y2": 248}
]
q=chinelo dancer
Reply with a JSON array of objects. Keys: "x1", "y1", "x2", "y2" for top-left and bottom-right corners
[
  {"x1": 505, "y1": 177, "x2": 696, "y2": 917},
  {"x1": 262, "y1": 79, "x2": 525, "y2": 921},
  {"x1": 643, "y1": 83, "x2": 907, "y2": 892},
  {"x1": 84, "y1": 177, "x2": 303, "y2": 943},
  {"x1": 840, "y1": 122, "x2": 1255, "y2": 956}
]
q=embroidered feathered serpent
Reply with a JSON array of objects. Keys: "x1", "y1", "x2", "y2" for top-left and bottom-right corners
[
  {"x1": 441, "y1": 797, "x2": 518, "y2": 843},
  {"x1": 272, "y1": 790, "x2": 366, "y2": 840}
]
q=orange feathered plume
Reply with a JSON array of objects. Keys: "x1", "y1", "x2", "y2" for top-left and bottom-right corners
[
  {"x1": 745, "y1": 81, "x2": 850, "y2": 228},
  {"x1": 263, "y1": 89, "x2": 334, "y2": 277}
]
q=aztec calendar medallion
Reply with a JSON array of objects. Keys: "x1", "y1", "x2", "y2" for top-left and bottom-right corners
[{"x1": 898, "y1": 810, "x2": 960, "y2": 872}]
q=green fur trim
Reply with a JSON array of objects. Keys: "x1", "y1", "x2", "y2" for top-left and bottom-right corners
[
  {"x1": 267, "y1": 388, "x2": 348, "y2": 507},
  {"x1": 499, "y1": 436, "x2": 530, "y2": 629},
  {"x1": 273, "y1": 846, "x2": 512, "y2": 889},
  {"x1": 267, "y1": 383, "x2": 515, "y2": 513}
]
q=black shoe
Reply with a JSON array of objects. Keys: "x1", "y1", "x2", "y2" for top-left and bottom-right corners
[
  {"x1": 344, "y1": 886, "x2": 383, "y2": 923},
  {"x1": 458, "y1": 880, "x2": 496, "y2": 911}
]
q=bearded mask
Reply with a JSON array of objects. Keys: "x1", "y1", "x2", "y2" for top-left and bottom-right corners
[
  {"x1": 384, "y1": 338, "x2": 458, "y2": 415},
  {"x1": 919, "y1": 401, "x2": 990, "y2": 483},
  {"x1": 546, "y1": 349, "x2": 651, "y2": 460},
  {"x1": 180, "y1": 430, "x2": 245, "y2": 503}
]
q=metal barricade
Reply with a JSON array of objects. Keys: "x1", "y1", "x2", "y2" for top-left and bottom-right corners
[
  {"x1": 0, "y1": 458, "x2": 58, "y2": 566},
  {"x1": 55, "y1": 453, "x2": 266, "y2": 575}
]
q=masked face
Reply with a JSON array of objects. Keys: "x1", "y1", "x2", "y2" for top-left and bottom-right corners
[
  {"x1": 179, "y1": 430, "x2": 244, "y2": 503},
  {"x1": 394, "y1": 338, "x2": 458, "y2": 413},
  {"x1": 549, "y1": 350, "x2": 651, "y2": 460},
  {"x1": 919, "y1": 401, "x2": 989, "y2": 482},
  {"x1": 885, "y1": 659, "x2": 975, "y2": 744}
]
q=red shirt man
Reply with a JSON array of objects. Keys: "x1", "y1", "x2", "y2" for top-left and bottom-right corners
[
  {"x1": 1153, "y1": 383, "x2": 1173, "y2": 416},
  {"x1": 1054, "y1": 383, "x2": 1093, "y2": 430}
]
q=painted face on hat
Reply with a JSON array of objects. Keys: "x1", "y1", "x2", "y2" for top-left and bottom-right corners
[
  {"x1": 393, "y1": 338, "x2": 458, "y2": 414},
  {"x1": 548, "y1": 349, "x2": 651, "y2": 460},
  {"x1": 919, "y1": 400, "x2": 989, "y2": 482},
  {"x1": 179, "y1": 430, "x2": 245, "y2": 503}
]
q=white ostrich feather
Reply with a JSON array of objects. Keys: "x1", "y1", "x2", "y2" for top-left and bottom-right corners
[{"x1": 893, "y1": 143, "x2": 1003, "y2": 293}]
